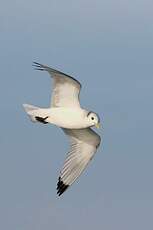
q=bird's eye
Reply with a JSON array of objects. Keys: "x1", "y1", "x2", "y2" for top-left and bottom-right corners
[{"x1": 91, "y1": 117, "x2": 94, "y2": 120}]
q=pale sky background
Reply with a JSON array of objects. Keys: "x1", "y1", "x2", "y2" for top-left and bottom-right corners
[{"x1": 0, "y1": 0, "x2": 153, "y2": 229}]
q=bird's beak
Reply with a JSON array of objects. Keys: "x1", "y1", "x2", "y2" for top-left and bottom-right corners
[{"x1": 95, "y1": 122, "x2": 100, "y2": 129}]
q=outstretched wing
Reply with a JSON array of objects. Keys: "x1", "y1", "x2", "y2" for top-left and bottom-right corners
[
  {"x1": 33, "y1": 62, "x2": 81, "y2": 108},
  {"x1": 57, "y1": 128, "x2": 101, "y2": 196}
]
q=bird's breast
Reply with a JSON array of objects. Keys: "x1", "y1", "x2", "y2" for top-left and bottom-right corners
[{"x1": 47, "y1": 107, "x2": 88, "y2": 129}]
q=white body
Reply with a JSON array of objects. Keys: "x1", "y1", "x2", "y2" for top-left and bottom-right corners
[{"x1": 24, "y1": 105, "x2": 91, "y2": 129}]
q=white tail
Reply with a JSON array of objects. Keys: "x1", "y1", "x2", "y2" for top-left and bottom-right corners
[
  {"x1": 23, "y1": 104, "x2": 50, "y2": 124},
  {"x1": 23, "y1": 104, "x2": 40, "y2": 122}
]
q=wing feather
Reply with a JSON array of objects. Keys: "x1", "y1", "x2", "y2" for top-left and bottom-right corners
[
  {"x1": 57, "y1": 128, "x2": 101, "y2": 196},
  {"x1": 33, "y1": 62, "x2": 81, "y2": 108}
]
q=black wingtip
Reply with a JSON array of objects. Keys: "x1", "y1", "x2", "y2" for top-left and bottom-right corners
[
  {"x1": 33, "y1": 61, "x2": 41, "y2": 66},
  {"x1": 57, "y1": 177, "x2": 69, "y2": 196},
  {"x1": 32, "y1": 62, "x2": 44, "y2": 71}
]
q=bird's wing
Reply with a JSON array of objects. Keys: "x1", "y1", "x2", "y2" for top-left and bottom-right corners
[
  {"x1": 57, "y1": 128, "x2": 101, "y2": 196},
  {"x1": 33, "y1": 62, "x2": 81, "y2": 108}
]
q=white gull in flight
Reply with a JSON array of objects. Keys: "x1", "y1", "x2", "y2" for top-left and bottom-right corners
[{"x1": 23, "y1": 62, "x2": 101, "y2": 196}]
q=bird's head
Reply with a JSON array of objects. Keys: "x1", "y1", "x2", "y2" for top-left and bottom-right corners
[{"x1": 87, "y1": 111, "x2": 100, "y2": 128}]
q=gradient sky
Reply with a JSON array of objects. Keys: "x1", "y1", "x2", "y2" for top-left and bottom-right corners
[{"x1": 0, "y1": 0, "x2": 153, "y2": 229}]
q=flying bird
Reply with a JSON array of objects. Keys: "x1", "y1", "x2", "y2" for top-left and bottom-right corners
[{"x1": 23, "y1": 62, "x2": 101, "y2": 196}]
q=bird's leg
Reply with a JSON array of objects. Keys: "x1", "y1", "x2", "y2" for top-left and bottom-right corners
[{"x1": 35, "y1": 116, "x2": 49, "y2": 124}]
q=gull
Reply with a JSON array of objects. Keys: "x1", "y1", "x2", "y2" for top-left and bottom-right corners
[{"x1": 23, "y1": 62, "x2": 101, "y2": 196}]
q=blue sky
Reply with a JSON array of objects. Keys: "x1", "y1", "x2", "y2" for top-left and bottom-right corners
[{"x1": 0, "y1": 0, "x2": 153, "y2": 229}]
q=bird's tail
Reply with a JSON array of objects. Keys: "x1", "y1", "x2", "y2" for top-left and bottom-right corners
[
  {"x1": 23, "y1": 104, "x2": 49, "y2": 124},
  {"x1": 23, "y1": 104, "x2": 40, "y2": 122}
]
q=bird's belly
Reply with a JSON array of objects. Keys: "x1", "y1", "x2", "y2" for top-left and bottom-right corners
[{"x1": 47, "y1": 108, "x2": 87, "y2": 129}]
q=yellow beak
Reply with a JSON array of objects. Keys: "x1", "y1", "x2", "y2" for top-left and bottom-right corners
[{"x1": 95, "y1": 123, "x2": 100, "y2": 129}]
